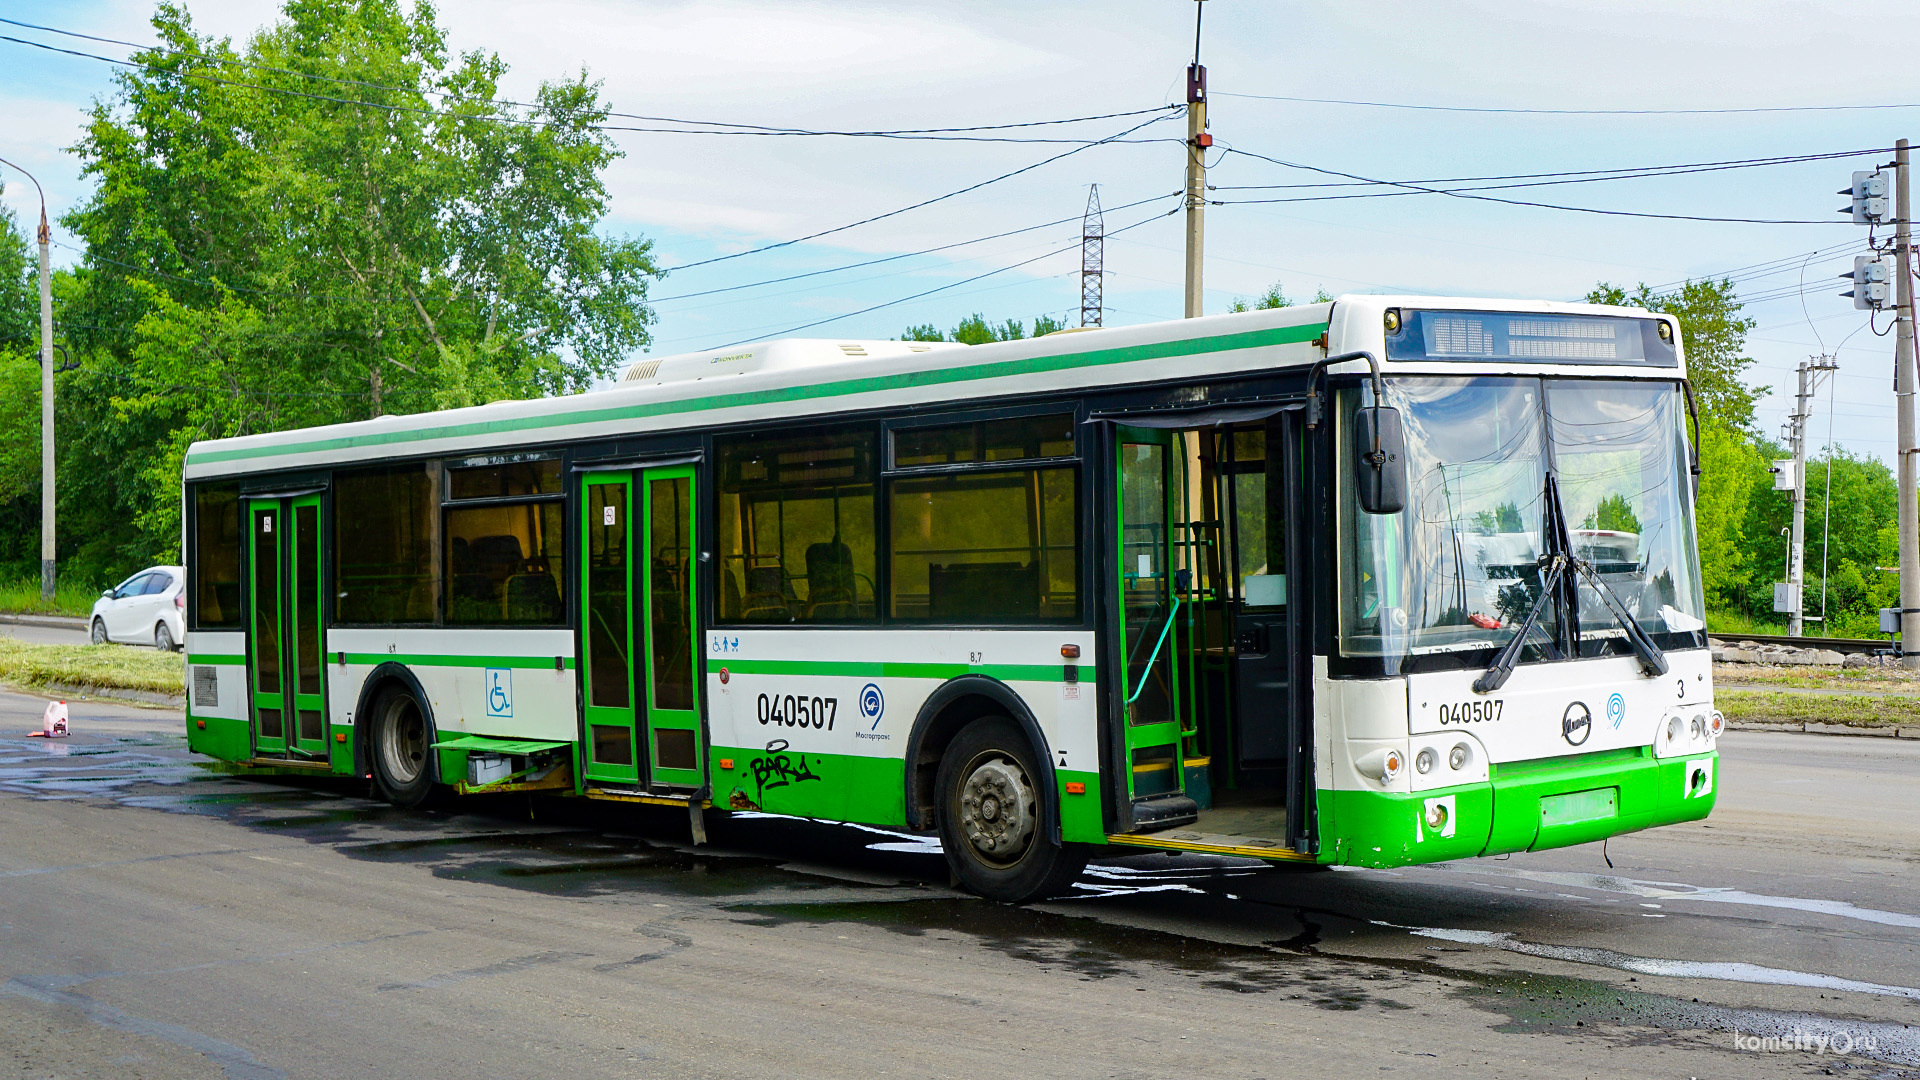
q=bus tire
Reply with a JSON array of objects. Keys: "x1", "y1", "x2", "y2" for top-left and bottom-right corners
[
  {"x1": 368, "y1": 685, "x2": 436, "y2": 808},
  {"x1": 935, "y1": 716, "x2": 1087, "y2": 903}
]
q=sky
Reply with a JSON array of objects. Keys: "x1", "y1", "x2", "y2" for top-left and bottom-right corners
[{"x1": 3, "y1": 0, "x2": 1919, "y2": 465}]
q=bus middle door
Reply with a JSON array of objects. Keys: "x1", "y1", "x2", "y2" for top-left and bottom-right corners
[{"x1": 580, "y1": 467, "x2": 705, "y2": 793}]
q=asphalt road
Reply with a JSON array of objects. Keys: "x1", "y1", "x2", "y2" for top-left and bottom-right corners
[
  {"x1": 2, "y1": 691, "x2": 1916, "y2": 1079},
  {"x1": 0, "y1": 618, "x2": 93, "y2": 647}
]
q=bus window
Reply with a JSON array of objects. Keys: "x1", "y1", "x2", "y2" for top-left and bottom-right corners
[
  {"x1": 335, "y1": 464, "x2": 437, "y2": 624},
  {"x1": 888, "y1": 466, "x2": 1077, "y2": 622},
  {"x1": 1224, "y1": 428, "x2": 1287, "y2": 606},
  {"x1": 893, "y1": 413, "x2": 1074, "y2": 467},
  {"x1": 715, "y1": 428, "x2": 877, "y2": 624},
  {"x1": 192, "y1": 483, "x2": 243, "y2": 627},
  {"x1": 446, "y1": 502, "x2": 565, "y2": 625},
  {"x1": 444, "y1": 459, "x2": 566, "y2": 626}
]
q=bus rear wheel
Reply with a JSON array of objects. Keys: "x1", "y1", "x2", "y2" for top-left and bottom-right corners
[
  {"x1": 369, "y1": 686, "x2": 435, "y2": 808},
  {"x1": 935, "y1": 717, "x2": 1086, "y2": 903}
]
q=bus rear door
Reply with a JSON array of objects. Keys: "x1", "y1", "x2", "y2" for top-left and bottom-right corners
[{"x1": 244, "y1": 493, "x2": 328, "y2": 764}]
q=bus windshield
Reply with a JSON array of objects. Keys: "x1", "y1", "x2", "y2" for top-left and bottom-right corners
[{"x1": 1337, "y1": 376, "x2": 1706, "y2": 670}]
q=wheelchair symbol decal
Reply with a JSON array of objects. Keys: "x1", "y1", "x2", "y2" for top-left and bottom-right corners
[{"x1": 486, "y1": 668, "x2": 513, "y2": 718}]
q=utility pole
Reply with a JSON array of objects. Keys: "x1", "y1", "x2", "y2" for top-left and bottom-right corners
[
  {"x1": 1183, "y1": 1, "x2": 1209, "y2": 319},
  {"x1": 1782, "y1": 357, "x2": 1837, "y2": 636},
  {"x1": 1080, "y1": 184, "x2": 1103, "y2": 328},
  {"x1": 1, "y1": 157, "x2": 56, "y2": 601},
  {"x1": 1895, "y1": 139, "x2": 1919, "y2": 667}
]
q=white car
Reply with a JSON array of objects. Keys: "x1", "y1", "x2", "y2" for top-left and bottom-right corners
[{"x1": 90, "y1": 565, "x2": 187, "y2": 651}]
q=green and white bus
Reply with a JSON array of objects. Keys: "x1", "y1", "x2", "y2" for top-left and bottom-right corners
[{"x1": 181, "y1": 296, "x2": 1721, "y2": 902}]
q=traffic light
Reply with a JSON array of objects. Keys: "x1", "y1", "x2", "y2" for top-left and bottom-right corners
[
  {"x1": 1839, "y1": 170, "x2": 1892, "y2": 225},
  {"x1": 1840, "y1": 255, "x2": 1894, "y2": 311}
]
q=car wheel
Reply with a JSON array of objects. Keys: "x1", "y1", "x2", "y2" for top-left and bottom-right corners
[
  {"x1": 90, "y1": 618, "x2": 109, "y2": 646},
  {"x1": 369, "y1": 685, "x2": 436, "y2": 809},
  {"x1": 154, "y1": 622, "x2": 176, "y2": 653},
  {"x1": 935, "y1": 716, "x2": 1087, "y2": 903}
]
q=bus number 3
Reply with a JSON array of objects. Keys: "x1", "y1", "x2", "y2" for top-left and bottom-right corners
[{"x1": 757, "y1": 693, "x2": 838, "y2": 731}]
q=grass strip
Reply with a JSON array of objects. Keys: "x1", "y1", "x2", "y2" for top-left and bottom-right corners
[
  {"x1": 1718, "y1": 689, "x2": 1920, "y2": 728},
  {"x1": 0, "y1": 638, "x2": 184, "y2": 696},
  {"x1": 0, "y1": 577, "x2": 105, "y2": 619}
]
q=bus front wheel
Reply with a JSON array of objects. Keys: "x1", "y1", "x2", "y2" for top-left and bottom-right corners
[
  {"x1": 935, "y1": 717, "x2": 1086, "y2": 903},
  {"x1": 369, "y1": 686, "x2": 435, "y2": 809}
]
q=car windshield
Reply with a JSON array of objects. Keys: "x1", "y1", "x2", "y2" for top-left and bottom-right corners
[{"x1": 1337, "y1": 376, "x2": 1705, "y2": 671}]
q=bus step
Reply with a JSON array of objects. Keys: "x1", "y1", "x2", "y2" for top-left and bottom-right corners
[
  {"x1": 1130, "y1": 794, "x2": 1200, "y2": 833},
  {"x1": 584, "y1": 786, "x2": 701, "y2": 808}
]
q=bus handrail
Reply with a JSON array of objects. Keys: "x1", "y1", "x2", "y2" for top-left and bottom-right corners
[{"x1": 1126, "y1": 595, "x2": 1183, "y2": 705}]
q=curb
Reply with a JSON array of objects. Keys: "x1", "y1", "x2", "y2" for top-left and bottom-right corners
[
  {"x1": 0, "y1": 612, "x2": 89, "y2": 631},
  {"x1": 1727, "y1": 720, "x2": 1917, "y2": 739},
  {"x1": 32, "y1": 681, "x2": 184, "y2": 709}
]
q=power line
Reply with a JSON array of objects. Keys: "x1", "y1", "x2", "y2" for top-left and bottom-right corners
[
  {"x1": 1208, "y1": 148, "x2": 1895, "y2": 198},
  {"x1": 0, "y1": 21, "x2": 1178, "y2": 143},
  {"x1": 659, "y1": 112, "x2": 1175, "y2": 273},
  {"x1": 650, "y1": 192, "x2": 1179, "y2": 302},
  {"x1": 1215, "y1": 146, "x2": 1855, "y2": 225},
  {"x1": 1214, "y1": 90, "x2": 1920, "y2": 116},
  {"x1": 704, "y1": 206, "x2": 1175, "y2": 349}
]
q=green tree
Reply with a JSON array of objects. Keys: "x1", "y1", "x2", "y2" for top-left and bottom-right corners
[
  {"x1": 46, "y1": 0, "x2": 656, "y2": 577},
  {"x1": 1227, "y1": 281, "x2": 1333, "y2": 314},
  {"x1": 1581, "y1": 493, "x2": 1642, "y2": 534},
  {"x1": 1691, "y1": 421, "x2": 1766, "y2": 610},
  {"x1": 1585, "y1": 279, "x2": 1759, "y2": 430},
  {"x1": 898, "y1": 312, "x2": 1068, "y2": 344}
]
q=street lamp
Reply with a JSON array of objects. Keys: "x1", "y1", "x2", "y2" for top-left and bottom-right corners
[{"x1": 0, "y1": 156, "x2": 55, "y2": 601}]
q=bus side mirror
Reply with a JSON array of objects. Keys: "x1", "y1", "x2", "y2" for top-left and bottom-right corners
[{"x1": 1354, "y1": 406, "x2": 1407, "y2": 515}]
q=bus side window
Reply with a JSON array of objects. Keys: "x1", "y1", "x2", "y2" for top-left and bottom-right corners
[
  {"x1": 335, "y1": 464, "x2": 437, "y2": 624},
  {"x1": 191, "y1": 483, "x2": 243, "y2": 627},
  {"x1": 715, "y1": 427, "x2": 878, "y2": 624}
]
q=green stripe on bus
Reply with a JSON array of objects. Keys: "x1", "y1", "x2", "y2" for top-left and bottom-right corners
[
  {"x1": 186, "y1": 654, "x2": 247, "y2": 666},
  {"x1": 342, "y1": 652, "x2": 576, "y2": 670},
  {"x1": 187, "y1": 322, "x2": 1327, "y2": 465},
  {"x1": 719, "y1": 658, "x2": 1081, "y2": 683}
]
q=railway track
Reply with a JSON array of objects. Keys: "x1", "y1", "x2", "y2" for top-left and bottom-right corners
[{"x1": 1711, "y1": 632, "x2": 1888, "y2": 655}]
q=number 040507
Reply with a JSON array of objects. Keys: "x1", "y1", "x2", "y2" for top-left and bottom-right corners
[{"x1": 756, "y1": 693, "x2": 837, "y2": 730}]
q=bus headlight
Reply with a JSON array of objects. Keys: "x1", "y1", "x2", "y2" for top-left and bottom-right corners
[
  {"x1": 1690, "y1": 713, "x2": 1706, "y2": 740},
  {"x1": 1425, "y1": 801, "x2": 1449, "y2": 831},
  {"x1": 1449, "y1": 743, "x2": 1472, "y2": 771},
  {"x1": 1667, "y1": 716, "x2": 1684, "y2": 742},
  {"x1": 1415, "y1": 748, "x2": 1437, "y2": 775}
]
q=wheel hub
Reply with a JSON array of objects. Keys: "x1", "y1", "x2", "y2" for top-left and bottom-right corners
[{"x1": 959, "y1": 757, "x2": 1035, "y2": 862}]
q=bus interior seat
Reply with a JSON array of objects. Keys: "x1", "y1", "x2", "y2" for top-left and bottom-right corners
[
  {"x1": 470, "y1": 535, "x2": 525, "y2": 577},
  {"x1": 804, "y1": 540, "x2": 857, "y2": 619},
  {"x1": 720, "y1": 564, "x2": 742, "y2": 619},
  {"x1": 742, "y1": 564, "x2": 789, "y2": 621},
  {"x1": 929, "y1": 561, "x2": 1039, "y2": 620},
  {"x1": 506, "y1": 571, "x2": 562, "y2": 623}
]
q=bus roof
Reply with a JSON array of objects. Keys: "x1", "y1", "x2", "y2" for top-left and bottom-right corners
[{"x1": 182, "y1": 296, "x2": 1679, "y2": 480}]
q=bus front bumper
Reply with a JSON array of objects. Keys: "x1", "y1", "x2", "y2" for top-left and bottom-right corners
[{"x1": 1320, "y1": 747, "x2": 1718, "y2": 868}]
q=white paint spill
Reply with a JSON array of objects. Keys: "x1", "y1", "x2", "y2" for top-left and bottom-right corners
[
  {"x1": 1429, "y1": 866, "x2": 1920, "y2": 931},
  {"x1": 1399, "y1": 925, "x2": 1920, "y2": 1000}
]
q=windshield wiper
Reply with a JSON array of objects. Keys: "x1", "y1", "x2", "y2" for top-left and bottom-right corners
[{"x1": 1473, "y1": 475, "x2": 1666, "y2": 694}]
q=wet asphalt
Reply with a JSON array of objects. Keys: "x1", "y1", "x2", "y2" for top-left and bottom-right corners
[{"x1": 1, "y1": 689, "x2": 1917, "y2": 1079}]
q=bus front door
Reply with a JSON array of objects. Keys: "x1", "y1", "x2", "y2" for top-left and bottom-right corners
[
  {"x1": 244, "y1": 495, "x2": 328, "y2": 763},
  {"x1": 580, "y1": 467, "x2": 704, "y2": 792},
  {"x1": 1115, "y1": 429, "x2": 1189, "y2": 813}
]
